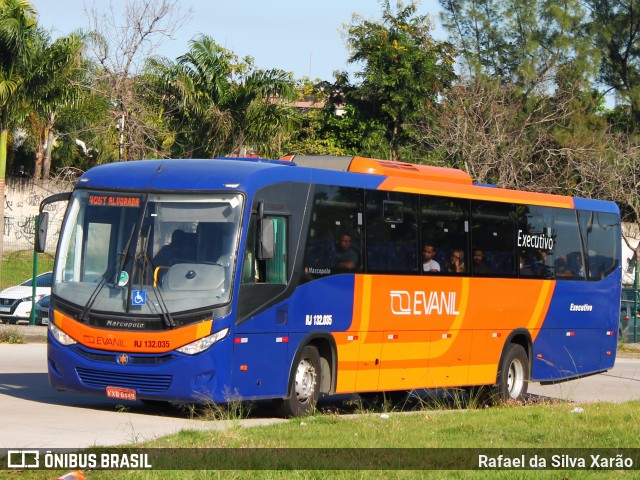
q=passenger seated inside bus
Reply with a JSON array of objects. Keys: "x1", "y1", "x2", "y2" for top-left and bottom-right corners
[
  {"x1": 422, "y1": 243, "x2": 440, "y2": 272},
  {"x1": 554, "y1": 256, "x2": 573, "y2": 277},
  {"x1": 519, "y1": 251, "x2": 534, "y2": 276},
  {"x1": 153, "y1": 229, "x2": 196, "y2": 267},
  {"x1": 472, "y1": 248, "x2": 492, "y2": 274},
  {"x1": 445, "y1": 249, "x2": 465, "y2": 273},
  {"x1": 333, "y1": 231, "x2": 358, "y2": 271}
]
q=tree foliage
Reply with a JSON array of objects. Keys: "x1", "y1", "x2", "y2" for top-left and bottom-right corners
[
  {"x1": 345, "y1": 0, "x2": 456, "y2": 161},
  {"x1": 586, "y1": 0, "x2": 640, "y2": 129},
  {"x1": 27, "y1": 30, "x2": 86, "y2": 179},
  {"x1": 0, "y1": 0, "x2": 38, "y2": 253},
  {"x1": 142, "y1": 35, "x2": 297, "y2": 159},
  {"x1": 440, "y1": 0, "x2": 597, "y2": 98}
]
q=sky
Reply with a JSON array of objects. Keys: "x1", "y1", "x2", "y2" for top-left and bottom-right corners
[{"x1": 29, "y1": 0, "x2": 446, "y2": 82}]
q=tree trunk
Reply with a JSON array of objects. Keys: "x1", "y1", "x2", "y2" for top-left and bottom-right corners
[
  {"x1": 0, "y1": 127, "x2": 7, "y2": 257},
  {"x1": 43, "y1": 128, "x2": 56, "y2": 179},
  {"x1": 33, "y1": 128, "x2": 45, "y2": 181}
]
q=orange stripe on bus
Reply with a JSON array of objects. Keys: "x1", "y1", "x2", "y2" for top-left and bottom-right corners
[
  {"x1": 53, "y1": 310, "x2": 213, "y2": 353},
  {"x1": 377, "y1": 177, "x2": 575, "y2": 208}
]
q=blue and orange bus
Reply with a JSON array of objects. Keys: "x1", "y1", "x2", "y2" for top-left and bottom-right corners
[{"x1": 37, "y1": 155, "x2": 621, "y2": 416}]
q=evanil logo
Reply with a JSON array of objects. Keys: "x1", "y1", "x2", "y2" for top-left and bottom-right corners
[
  {"x1": 390, "y1": 290, "x2": 460, "y2": 316},
  {"x1": 517, "y1": 229, "x2": 554, "y2": 250}
]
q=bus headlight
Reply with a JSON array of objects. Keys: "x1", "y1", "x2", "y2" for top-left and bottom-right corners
[
  {"x1": 49, "y1": 322, "x2": 77, "y2": 346},
  {"x1": 176, "y1": 327, "x2": 229, "y2": 355}
]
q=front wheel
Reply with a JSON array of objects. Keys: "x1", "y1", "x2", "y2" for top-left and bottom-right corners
[
  {"x1": 496, "y1": 343, "x2": 529, "y2": 401},
  {"x1": 275, "y1": 345, "x2": 321, "y2": 417}
]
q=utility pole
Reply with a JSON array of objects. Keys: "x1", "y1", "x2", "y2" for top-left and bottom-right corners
[{"x1": 118, "y1": 111, "x2": 125, "y2": 161}]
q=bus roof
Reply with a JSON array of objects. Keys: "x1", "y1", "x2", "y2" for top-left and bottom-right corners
[{"x1": 74, "y1": 157, "x2": 619, "y2": 214}]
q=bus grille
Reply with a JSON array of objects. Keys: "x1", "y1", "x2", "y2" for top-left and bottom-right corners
[
  {"x1": 74, "y1": 349, "x2": 176, "y2": 365},
  {"x1": 76, "y1": 367, "x2": 172, "y2": 392}
]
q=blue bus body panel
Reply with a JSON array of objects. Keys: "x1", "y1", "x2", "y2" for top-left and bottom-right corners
[{"x1": 532, "y1": 270, "x2": 621, "y2": 381}]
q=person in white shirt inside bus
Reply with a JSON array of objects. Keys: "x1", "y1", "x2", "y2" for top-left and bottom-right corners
[{"x1": 422, "y1": 243, "x2": 440, "y2": 272}]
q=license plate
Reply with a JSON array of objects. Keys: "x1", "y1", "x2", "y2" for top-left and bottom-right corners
[
  {"x1": 106, "y1": 386, "x2": 137, "y2": 401},
  {"x1": 0, "y1": 306, "x2": 10, "y2": 313}
]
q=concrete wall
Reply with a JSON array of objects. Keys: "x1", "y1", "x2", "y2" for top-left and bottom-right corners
[{"x1": 3, "y1": 178, "x2": 73, "y2": 254}]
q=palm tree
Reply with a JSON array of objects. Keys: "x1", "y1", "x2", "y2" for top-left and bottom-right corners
[
  {"x1": 225, "y1": 68, "x2": 297, "y2": 157},
  {"x1": 0, "y1": 0, "x2": 37, "y2": 253},
  {"x1": 143, "y1": 35, "x2": 234, "y2": 158},
  {"x1": 143, "y1": 35, "x2": 298, "y2": 158},
  {"x1": 28, "y1": 30, "x2": 86, "y2": 179}
]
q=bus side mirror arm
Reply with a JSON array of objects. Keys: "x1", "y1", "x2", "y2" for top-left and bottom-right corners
[{"x1": 35, "y1": 192, "x2": 71, "y2": 253}]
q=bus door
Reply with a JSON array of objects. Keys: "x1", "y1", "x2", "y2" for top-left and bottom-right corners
[{"x1": 233, "y1": 211, "x2": 291, "y2": 398}]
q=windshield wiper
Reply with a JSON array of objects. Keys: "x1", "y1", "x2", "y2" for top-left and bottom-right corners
[
  {"x1": 129, "y1": 216, "x2": 176, "y2": 328},
  {"x1": 124, "y1": 195, "x2": 150, "y2": 312},
  {"x1": 78, "y1": 195, "x2": 147, "y2": 323}
]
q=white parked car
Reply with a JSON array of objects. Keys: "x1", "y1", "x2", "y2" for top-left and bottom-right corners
[{"x1": 0, "y1": 272, "x2": 52, "y2": 324}]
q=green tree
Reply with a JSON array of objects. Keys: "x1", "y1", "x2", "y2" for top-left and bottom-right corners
[
  {"x1": 144, "y1": 35, "x2": 297, "y2": 158},
  {"x1": 345, "y1": 0, "x2": 456, "y2": 161},
  {"x1": 0, "y1": 0, "x2": 37, "y2": 253},
  {"x1": 587, "y1": 0, "x2": 640, "y2": 130},
  {"x1": 440, "y1": 0, "x2": 597, "y2": 99},
  {"x1": 28, "y1": 30, "x2": 86, "y2": 179},
  {"x1": 143, "y1": 35, "x2": 236, "y2": 158},
  {"x1": 284, "y1": 74, "x2": 389, "y2": 158},
  {"x1": 224, "y1": 66, "x2": 297, "y2": 157}
]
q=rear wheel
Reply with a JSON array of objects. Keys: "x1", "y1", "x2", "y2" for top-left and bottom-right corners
[
  {"x1": 275, "y1": 345, "x2": 321, "y2": 417},
  {"x1": 496, "y1": 343, "x2": 529, "y2": 401}
]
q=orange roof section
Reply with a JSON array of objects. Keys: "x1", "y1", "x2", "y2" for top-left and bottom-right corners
[
  {"x1": 281, "y1": 155, "x2": 574, "y2": 208},
  {"x1": 348, "y1": 157, "x2": 473, "y2": 185}
]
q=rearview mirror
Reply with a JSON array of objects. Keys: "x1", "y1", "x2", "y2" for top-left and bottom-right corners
[
  {"x1": 35, "y1": 212, "x2": 49, "y2": 253},
  {"x1": 257, "y1": 218, "x2": 274, "y2": 260}
]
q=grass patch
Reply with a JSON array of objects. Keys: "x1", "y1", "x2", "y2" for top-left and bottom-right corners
[
  {"x1": 0, "y1": 327, "x2": 24, "y2": 343},
  {"x1": 0, "y1": 250, "x2": 54, "y2": 290},
  {"x1": 176, "y1": 388, "x2": 256, "y2": 421},
  {"x1": 618, "y1": 341, "x2": 640, "y2": 353},
  {"x1": 11, "y1": 401, "x2": 640, "y2": 479}
]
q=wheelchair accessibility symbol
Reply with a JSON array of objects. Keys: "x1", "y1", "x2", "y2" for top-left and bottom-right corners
[{"x1": 132, "y1": 290, "x2": 147, "y2": 306}]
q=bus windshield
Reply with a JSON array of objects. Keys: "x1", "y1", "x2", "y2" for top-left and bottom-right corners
[{"x1": 54, "y1": 190, "x2": 243, "y2": 322}]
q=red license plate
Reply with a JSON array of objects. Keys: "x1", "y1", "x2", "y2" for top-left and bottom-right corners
[{"x1": 106, "y1": 386, "x2": 137, "y2": 401}]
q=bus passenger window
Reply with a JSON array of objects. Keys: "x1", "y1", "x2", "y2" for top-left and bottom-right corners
[
  {"x1": 555, "y1": 209, "x2": 585, "y2": 281},
  {"x1": 516, "y1": 206, "x2": 554, "y2": 279},
  {"x1": 302, "y1": 185, "x2": 364, "y2": 281},
  {"x1": 580, "y1": 211, "x2": 620, "y2": 281},
  {"x1": 366, "y1": 191, "x2": 419, "y2": 273},
  {"x1": 470, "y1": 201, "x2": 516, "y2": 276},
  {"x1": 421, "y1": 196, "x2": 469, "y2": 275}
]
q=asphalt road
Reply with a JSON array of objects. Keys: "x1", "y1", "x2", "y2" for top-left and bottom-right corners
[
  {"x1": 0, "y1": 343, "x2": 286, "y2": 449},
  {"x1": 1, "y1": 343, "x2": 639, "y2": 449}
]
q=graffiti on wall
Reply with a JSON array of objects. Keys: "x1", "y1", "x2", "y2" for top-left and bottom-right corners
[{"x1": 3, "y1": 179, "x2": 72, "y2": 253}]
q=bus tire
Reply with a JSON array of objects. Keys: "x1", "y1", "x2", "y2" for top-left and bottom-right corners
[
  {"x1": 496, "y1": 343, "x2": 529, "y2": 401},
  {"x1": 276, "y1": 345, "x2": 321, "y2": 417}
]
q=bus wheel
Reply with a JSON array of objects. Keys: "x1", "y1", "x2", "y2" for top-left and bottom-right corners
[
  {"x1": 497, "y1": 343, "x2": 529, "y2": 401},
  {"x1": 276, "y1": 345, "x2": 321, "y2": 417}
]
